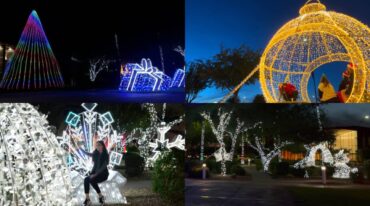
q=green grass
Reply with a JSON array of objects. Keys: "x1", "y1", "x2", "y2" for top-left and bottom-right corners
[{"x1": 287, "y1": 187, "x2": 370, "y2": 206}]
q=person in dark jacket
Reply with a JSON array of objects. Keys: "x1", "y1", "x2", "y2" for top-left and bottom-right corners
[{"x1": 82, "y1": 140, "x2": 110, "y2": 206}]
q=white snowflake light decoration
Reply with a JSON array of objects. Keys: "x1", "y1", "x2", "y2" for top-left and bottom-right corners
[
  {"x1": 59, "y1": 103, "x2": 127, "y2": 205},
  {"x1": 144, "y1": 104, "x2": 184, "y2": 167},
  {"x1": 0, "y1": 103, "x2": 74, "y2": 206}
]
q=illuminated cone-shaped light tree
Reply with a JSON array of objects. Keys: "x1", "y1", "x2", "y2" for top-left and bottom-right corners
[
  {"x1": 0, "y1": 10, "x2": 64, "y2": 90},
  {"x1": 0, "y1": 103, "x2": 74, "y2": 206},
  {"x1": 59, "y1": 103, "x2": 127, "y2": 204}
]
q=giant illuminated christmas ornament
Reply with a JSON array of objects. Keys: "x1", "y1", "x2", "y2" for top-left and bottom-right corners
[
  {"x1": 144, "y1": 104, "x2": 184, "y2": 167},
  {"x1": 170, "y1": 68, "x2": 185, "y2": 88},
  {"x1": 119, "y1": 58, "x2": 172, "y2": 92},
  {"x1": 222, "y1": 0, "x2": 370, "y2": 103},
  {"x1": 59, "y1": 103, "x2": 127, "y2": 204},
  {"x1": 0, "y1": 10, "x2": 64, "y2": 90},
  {"x1": 0, "y1": 103, "x2": 74, "y2": 206}
]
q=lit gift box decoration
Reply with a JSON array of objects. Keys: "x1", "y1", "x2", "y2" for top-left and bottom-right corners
[
  {"x1": 170, "y1": 68, "x2": 185, "y2": 88},
  {"x1": 119, "y1": 58, "x2": 172, "y2": 92}
]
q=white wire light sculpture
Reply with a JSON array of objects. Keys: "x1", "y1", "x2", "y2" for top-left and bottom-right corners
[{"x1": 0, "y1": 103, "x2": 74, "y2": 206}]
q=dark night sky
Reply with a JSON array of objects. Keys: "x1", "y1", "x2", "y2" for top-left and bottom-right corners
[
  {"x1": 0, "y1": 0, "x2": 184, "y2": 85},
  {"x1": 186, "y1": 0, "x2": 370, "y2": 102}
]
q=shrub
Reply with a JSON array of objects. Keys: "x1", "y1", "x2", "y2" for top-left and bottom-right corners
[
  {"x1": 351, "y1": 169, "x2": 365, "y2": 183},
  {"x1": 152, "y1": 150, "x2": 184, "y2": 205},
  {"x1": 274, "y1": 161, "x2": 290, "y2": 177},
  {"x1": 205, "y1": 158, "x2": 221, "y2": 174},
  {"x1": 124, "y1": 152, "x2": 145, "y2": 177},
  {"x1": 126, "y1": 145, "x2": 140, "y2": 153},
  {"x1": 364, "y1": 160, "x2": 370, "y2": 179},
  {"x1": 255, "y1": 159, "x2": 263, "y2": 171},
  {"x1": 290, "y1": 167, "x2": 306, "y2": 178},
  {"x1": 230, "y1": 164, "x2": 246, "y2": 176}
]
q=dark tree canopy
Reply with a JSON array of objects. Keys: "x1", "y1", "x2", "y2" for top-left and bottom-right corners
[{"x1": 185, "y1": 60, "x2": 212, "y2": 103}]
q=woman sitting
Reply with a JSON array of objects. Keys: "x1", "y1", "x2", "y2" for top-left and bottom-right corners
[
  {"x1": 81, "y1": 140, "x2": 110, "y2": 206},
  {"x1": 318, "y1": 74, "x2": 338, "y2": 103}
]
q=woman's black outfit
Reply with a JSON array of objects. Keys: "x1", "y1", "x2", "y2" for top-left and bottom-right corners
[{"x1": 83, "y1": 149, "x2": 109, "y2": 194}]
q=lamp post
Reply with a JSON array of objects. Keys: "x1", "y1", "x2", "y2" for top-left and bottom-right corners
[
  {"x1": 321, "y1": 166, "x2": 327, "y2": 185},
  {"x1": 202, "y1": 163, "x2": 207, "y2": 180}
]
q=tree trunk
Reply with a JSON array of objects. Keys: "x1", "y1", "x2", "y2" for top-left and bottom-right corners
[
  {"x1": 232, "y1": 89, "x2": 240, "y2": 103},
  {"x1": 221, "y1": 160, "x2": 227, "y2": 176}
]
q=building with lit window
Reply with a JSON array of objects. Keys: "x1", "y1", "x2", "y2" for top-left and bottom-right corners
[
  {"x1": 0, "y1": 43, "x2": 15, "y2": 79},
  {"x1": 281, "y1": 127, "x2": 370, "y2": 163}
]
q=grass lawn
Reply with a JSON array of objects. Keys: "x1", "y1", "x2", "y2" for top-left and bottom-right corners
[{"x1": 287, "y1": 187, "x2": 370, "y2": 206}]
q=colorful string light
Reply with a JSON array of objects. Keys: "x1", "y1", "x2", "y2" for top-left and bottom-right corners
[{"x1": 0, "y1": 10, "x2": 64, "y2": 90}]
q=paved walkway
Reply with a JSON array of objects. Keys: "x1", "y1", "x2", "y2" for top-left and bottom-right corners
[{"x1": 185, "y1": 166, "x2": 295, "y2": 206}]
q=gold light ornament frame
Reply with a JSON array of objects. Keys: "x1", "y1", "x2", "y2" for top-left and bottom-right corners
[{"x1": 259, "y1": 1, "x2": 370, "y2": 103}]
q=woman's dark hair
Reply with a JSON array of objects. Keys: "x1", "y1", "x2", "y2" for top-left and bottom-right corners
[{"x1": 96, "y1": 140, "x2": 109, "y2": 156}]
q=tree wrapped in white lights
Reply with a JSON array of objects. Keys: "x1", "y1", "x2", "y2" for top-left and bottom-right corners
[
  {"x1": 143, "y1": 104, "x2": 185, "y2": 167},
  {"x1": 227, "y1": 118, "x2": 244, "y2": 159},
  {"x1": 247, "y1": 137, "x2": 292, "y2": 173},
  {"x1": 246, "y1": 123, "x2": 292, "y2": 172},
  {"x1": 89, "y1": 58, "x2": 111, "y2": 82},
  {"x1": 0, "y1": 103, "x2": 74, "y2": 206},
  {"x1": 201, "y1": 108, "x2": 241, "y2": 176},
  {"x1": 59, "y1": 103, "x2": 127, "y2": 204}
]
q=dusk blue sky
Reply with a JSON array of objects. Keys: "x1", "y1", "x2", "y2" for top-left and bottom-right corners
[{"x1": 186, "y1": 0, "x2": 370, "y2": 103}]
